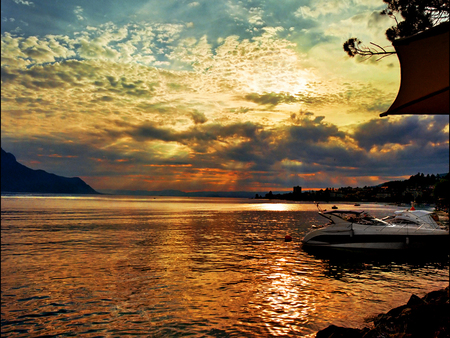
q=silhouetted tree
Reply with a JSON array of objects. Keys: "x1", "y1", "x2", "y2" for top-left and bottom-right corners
[
  {"x1": 343, "y1": 0, "x2": 449, "y2": 60},
  {"x1": 382, "y1": 0, "x2": 449, "y2": 41},
  {"x1": 265, "y1": 191, "x2": 274, "y2": 199},
  {"x1": 434, "y1": 174, "x2": 449, "y2": 200}
]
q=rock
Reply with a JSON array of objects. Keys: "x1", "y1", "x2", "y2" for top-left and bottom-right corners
[
  {"x1": 406, "y1": 294, "x2": 425, "y2": 306},
  {"x1": 422, "y1": 288, "x2": 449, "y2": 304},
  {"x1": 362, "y1": 286, "x2": 449, "y2": 338},
  {"x1": 316, "y1": 287, "x2": 449, "y2": 338},
  {"x1": 315, "y1": 324, "x2": 362, "y2": 338}
]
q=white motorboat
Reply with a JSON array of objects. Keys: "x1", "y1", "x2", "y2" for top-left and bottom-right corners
[{"x1": 302, "y1": 207, "x2": 449, "y2": 251}]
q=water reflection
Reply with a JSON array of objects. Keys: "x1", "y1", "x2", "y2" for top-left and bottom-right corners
[
  {"x1": 1, "y1": 196, "x2": 448, "y2": 337},
  {"x1": 254, "y1": 203, "x2": 293, "y2": 212},
  {"x1": 261, "y1": 270, "x2": 314, "y2": 335},
  {"x1": 303, "y1": 246, "x2": 450, "y2": 279}
]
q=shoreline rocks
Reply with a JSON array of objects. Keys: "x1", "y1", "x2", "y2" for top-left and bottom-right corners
[{"x1": 316, "y1": 286, "x2": 449, "y2": 338}]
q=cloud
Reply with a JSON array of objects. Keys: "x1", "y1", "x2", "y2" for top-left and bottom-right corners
[
  {"x1": 248, "y1": 7, "x2": 264, "y2": 26},
  {"x1": 295, "y1": 0, "x2": 354, "y2": 19},
  {"x1": 1, "y1": 22, "x2": 184, "y2": 68},
  {"x1": 13, "y1": 0, "x2": 34, "y2": 6},
  {"x1": 190, "y1": 110, "x2": 208, "y2": 124},
  {"x1": 1, "y1": 33, "x2": 74, "y2": 67},
  {"x1": 2, "y1": 111, "x2": 448, "y2": 191},
  {"x1": 3, "y1": 19, "x2": 392, "y2": 111},
  {"x1": 352, "y1": 116, "x2": 449, "y2": 151},
  {"x1": 1, "y1": 2, "x2": 447, "y2": 191},
  {"x1": 167, "y1": 35, "x2": 213, "y2": 68},
  {"x1": 110, "y1": 120, "x2": 262, "y2": 146},
  {"x1": 74, "y1": 6, "x2": 85, "y2": 21},
  {"x1": 243, "y1": 92, "x2": 299, "y2": 106}
]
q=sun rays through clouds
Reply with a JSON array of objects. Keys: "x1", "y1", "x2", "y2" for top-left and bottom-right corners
[{"x1": 1, "y1": 0, "x2": 448, "y2": 191}]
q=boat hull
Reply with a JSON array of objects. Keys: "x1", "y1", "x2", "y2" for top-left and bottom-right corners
[{"x1": 302, "y1": 232, "x2": 449, "y2": 251}]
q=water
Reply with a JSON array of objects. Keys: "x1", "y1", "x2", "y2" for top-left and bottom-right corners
[{"x1": 1, "y1": 195, "x2": 448, "y2": 337}]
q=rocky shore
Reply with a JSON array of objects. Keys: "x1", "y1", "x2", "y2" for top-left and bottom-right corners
[{"x1": 316, "y1": 287, "x2": 449, "y2": 338}]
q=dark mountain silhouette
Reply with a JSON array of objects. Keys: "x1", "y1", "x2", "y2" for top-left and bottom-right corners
[{"x1": 1, "y1": 148, "x2": 100, "y2": 194}]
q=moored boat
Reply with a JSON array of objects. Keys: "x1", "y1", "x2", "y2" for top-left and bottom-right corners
[{"x1": 301, "y1": 206, "x2": 449, "y2": 251}]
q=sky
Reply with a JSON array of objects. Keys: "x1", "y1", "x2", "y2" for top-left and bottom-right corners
[{"x1": 1, "y1": 0, "x2": 449, "y2": 193}]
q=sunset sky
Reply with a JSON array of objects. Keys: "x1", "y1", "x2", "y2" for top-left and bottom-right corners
[{"x1": 1, "y1": 0, "x2": 449, "y2": 193}]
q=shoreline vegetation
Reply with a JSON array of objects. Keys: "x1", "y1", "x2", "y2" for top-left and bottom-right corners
[
  {"x1": 316, "y1": 287, "x2": 449, "y2": 338},
  {"x1": 255, "y1": 173, "x2": 449, "y2": 212}
]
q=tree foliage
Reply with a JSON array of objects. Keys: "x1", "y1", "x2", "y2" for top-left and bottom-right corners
[
  {"x1": 343, "y1": 38, "x2": 396, "y2": 60},
  {"x1": 343, "y1": 0, "x2": 449, "y2": 60}
]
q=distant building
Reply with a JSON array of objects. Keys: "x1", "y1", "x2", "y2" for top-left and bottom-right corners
[{"x1": 293, "y1": 186, "x2": 302, "y2": 195}]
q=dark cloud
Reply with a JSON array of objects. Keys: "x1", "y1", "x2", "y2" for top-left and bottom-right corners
[
  {"x1": 111, "y1": 115, "x2": 449, "y2": 182},
  {"x1": 111, "y1": 120, "x2": 263, "y2": 145},
  {"x1": 1, "y1": 67, "x2": 19, "y2": 82},
  {"x1": 0, "y1": 133, "x2": 192, "y2": 179},
  {"x1": 353, "y1": 115, "x2": 449, "y2": 150},
  {"x1": 217, "y1": 133, "x2": 275, "y2": 170},
  {"x1": 243, "y1": 92, "x2": 299, "y2": 106},
  {"x1": 211, "y1": 114, "x2": 350, "y2": 173},
  {"x1": 2, "y1": 61, "x2": 93, "y2": 89},
  {"x1": 261, "y1": 115, "x2": 448, "y2": 182},
  {"x1": 190, "y1": 110, "x2": 208, "y2": 124},
  {"x1": 96, "y1": 95, "x2": 114, "y2": 102},
  {"x1": 2, "y1": 113, "x2": 448, "y2": 191},
  {"x1": 122, "y1": 123, "x2": 176, "y2": 142},
  {"x1": 287, "y1": 119, "x2": 344, "y2": 143}
]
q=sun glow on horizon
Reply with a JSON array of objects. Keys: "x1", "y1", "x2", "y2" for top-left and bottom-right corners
[{"x1": 1, "y1": 0, "x2": 448, "y2": 193}]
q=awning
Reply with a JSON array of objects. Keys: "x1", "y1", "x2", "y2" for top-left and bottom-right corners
[{"x1": 381, "y1": 22, "x2": 449, "y2": 117}]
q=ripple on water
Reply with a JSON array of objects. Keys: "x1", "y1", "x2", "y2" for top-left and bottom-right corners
[{"x1": 1, "y1": 197, "x2": 448, "y2": 337}]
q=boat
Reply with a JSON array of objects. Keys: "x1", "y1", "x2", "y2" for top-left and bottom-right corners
[{"x1": 301, "y1": 206, "x2": 449, "y2": 251}]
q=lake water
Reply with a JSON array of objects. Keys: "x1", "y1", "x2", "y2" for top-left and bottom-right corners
[{"x1": 1, "y1": 195, "x2": 448, "y2": 337}]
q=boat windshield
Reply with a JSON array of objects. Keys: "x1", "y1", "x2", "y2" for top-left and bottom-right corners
[
  {"x1": 385, "y1": 210, "x2": 442, "y2": 229},
  {"x1": 322, "y1": 211, "x2": 389, "y2": 225}
]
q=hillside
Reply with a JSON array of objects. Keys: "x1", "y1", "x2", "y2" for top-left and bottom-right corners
[
  {"x1": 1, "y1": 148, "x2": 100, "y2": 194},
  {"x1": 257, "y1": 173, "x2": 449, "y2": 207}
]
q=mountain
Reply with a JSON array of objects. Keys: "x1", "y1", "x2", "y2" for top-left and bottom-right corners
[{"x1": 1, "y1": 148, "x2": 100, "y2": 194}]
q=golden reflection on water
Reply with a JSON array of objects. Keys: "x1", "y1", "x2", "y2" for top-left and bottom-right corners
[
  {"x1": 262, "y1": 271, "x2": 312, "y2": 335},
  {"x1": 1, "y1": 196, "x2": 448, "y2": 337},
  {"x1": 255, "y1": 203, "x2": 292, "y2": 212}
]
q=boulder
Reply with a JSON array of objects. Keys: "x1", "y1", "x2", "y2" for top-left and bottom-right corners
[
  {"x1": 315, "y1": 324, "x2": 362, "y2": 338},
  {"x1": 315, "y1": 287, "x2": 449, "y2": 338}
]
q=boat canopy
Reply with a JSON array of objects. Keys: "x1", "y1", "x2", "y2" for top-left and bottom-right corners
[{"x1": 392, "y1": 210, "x2": 440, "y2": 229}]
